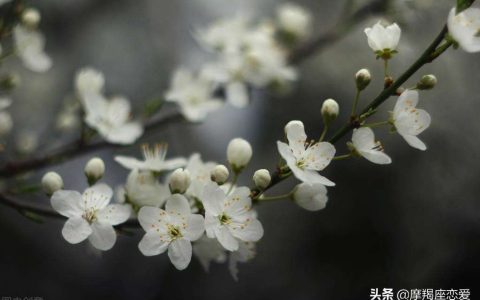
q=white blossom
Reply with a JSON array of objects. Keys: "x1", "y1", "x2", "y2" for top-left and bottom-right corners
[
  {"x1": 276, "y1": 2, "x2": 312, "y2": 40},
  {"x1": 202, "y1": 182, "x2": 263, "y2": 251},
  {"x1": 119, "y1": 169, "x2": 170, "y2": 208},
  {"x1": 81, "y1": 93, "x2": 143, "y2": 145},
  {"x1": 185, "y1": 153, "x2": 217, "y2": 201},
  {"x1": 351, "y1": 127, "x2": 392, "y2": 165},
  {"x1": 115, "y1": 144, "x2": 186, "y2": 172},
  {"x1": 277, "y1": 120, "x2": 336, "y2": 186},
  {"x1": 51, "y1": 183, "x2": 132, "y2": 251},
  {"x1": 199, "y1": 21, "x2": 296, "y2": 108},
  {"x1": 228, "y1": 241, "x2": 256, "y2": 281},
  {"x1": 13, "y1": 25, "x2": 52, "y2": 72},
  {"x1": 196, "y1": 15, "x2": 250, "y2": 53},
  {"x1": 293, "y1": 183, "x2": 328, "y2": 211},
  {"x1": 227, "y1": 138, "x2": 253, "y2": 172},
  {"x1": 193, "y1": 235, "x2": 227, "y2": 272},
  {"x1": 75, "y1": 68, "x2": 105, "y2": 97},
  {"x1": 41, "y1": 171, "x2": 63, "y2": 195},
  {"x1": 21, "y1": 8, "x2": 41, "y2": 28},
  {"x1": 138, "y1": 194, "x2": 205, "y2": 270},
  {"x1": 165, "y1": 68, "x2": 223, "y2": 122},
  {"x1": 392, "y1": 90, "x2": 431, "y2": 151},
  {"x1": 364, "y1": 21, "x2": 401, "y2": 54},
  {"x1": 447, "y1": 7, "x2": 480, "y2": 53}
]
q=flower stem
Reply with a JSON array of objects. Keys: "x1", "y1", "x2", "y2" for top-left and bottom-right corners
[
  {"x1": 227, "y1": 173, "x2": 239, "y2": 195},
  {"x1": 333, "y1": 153, "x2": 352, "y2": 161},
  {"x1": 319, "y1": 124, "x2": 329, "y2": 142},
  {"x1": 351, "y1": 88, "x2": 361, "y2": 117},
  {"x1": 259, "y1": 191, "x2": 293, "y2": 202},
  {"x1": 383, "y1": 59, "x2": 389, "y2": 77},
  {"x1": 362, "y1": 120, "x2": 390, "y2": 128}
]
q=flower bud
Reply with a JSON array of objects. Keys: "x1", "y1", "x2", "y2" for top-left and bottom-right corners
[
  {"x1": 84, "y1": 157, "x2": 105, "y2": 185},
  {"x1": 0, "y1": 112, "x2": 13, "y2": 136},
  {"x1": 169, "y1": 168, "x2": 191, "y2": 194},
  {"x1": 211, "y1": 165, "x2": 229, "y2": 185},
  {"x1": 321, "y1": 98, "x2": 339, "y2": 124},
  {"x1": 253, "y1": 169, "x2": 271, "y2": 190},
  {"x1": 21, "y1": 8, "x2": 41, "y2": 28},
  {"x1": 355, "y1": 68, "x2": 371, "y2": 91},
  {"x1": 416, "y1": 74, "x2": 437, "y2": 90},
  {"x1": 227, "y1": 138, "x2": 253, "y2": 173},
  {"x1": 41, "y1": 171, "x2": 63, "y2": 196}
]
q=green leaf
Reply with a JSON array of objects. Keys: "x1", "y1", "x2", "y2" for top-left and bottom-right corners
[
  {"x1": 19, "y1": 210, "x2": 44, "y2": 223},
  {"x1": 144, "y1": 97, "x2": 164, "y2": 118},
  {"x1": 456, "y1": 0, "x2": 475, "y2": 13}
]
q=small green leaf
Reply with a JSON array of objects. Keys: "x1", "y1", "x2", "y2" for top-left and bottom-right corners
[
  {"x1": 19, "y1": 210, "x2": 44, "y2": 223},
  {"x1": 144, "y1": 97, "x2": 164, "y2": 118},
  {"x1": 456, "y1": 0, "x2": 475, "y2": 14}
]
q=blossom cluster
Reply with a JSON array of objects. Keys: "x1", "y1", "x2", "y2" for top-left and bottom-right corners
[{"x1": 10, "y1": 1, "x2": 478, "y2": 282}]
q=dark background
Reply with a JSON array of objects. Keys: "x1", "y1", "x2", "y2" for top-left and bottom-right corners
[{"x1": 1, "y1": 0, "x2": 480, "y2": 299}]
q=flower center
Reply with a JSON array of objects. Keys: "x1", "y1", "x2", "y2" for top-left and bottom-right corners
[
  {"x1": 219, "y1": 213, "x2": 232, "y2": 225},
  {"x1": 82, "y1": 209, "x2": 97, "y2": 224},
  {"x1": 167, "y1": 224, "x2": 182, "y2": 240}
]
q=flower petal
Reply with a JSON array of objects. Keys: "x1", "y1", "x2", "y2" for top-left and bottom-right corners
[
  {"x1": 62, "y1": 217, "x2": 92, "y2": 244},
  {"x1": 302, "y1": 142, "x2": 335, "y2": 171},
  {"x1": 401, "y1": 134, "x2": 427, "y2": 151},
  {"x1": 88, "y1": 222, "x2": 117, "y2": 251},
  {"x1": 105, "y1": 122, "x2": 143, "y2": 145},
  {"x1": 97, "y1": 204, "x2": 131, "y2": 225},
  {"x1": 83, "y1": 183, "x2": 113, "y2": 210},
  {"x1": 226, "y1": 81, "x2": 249, "y2": 108},
  {"x1": 51, "y1": 190, "x2": 83, "y2": 218},
  {"x1": 285, "y1": 120, "x2": 307, "y2": 158},
  {"x1": 184, "y1": 214, "x2": 205, "y2": 241},
  {"x1": 216, "y1": 226, "x2": 239, "y2": 251},
  {"x1": 165, "y1": 194, "x2": 191, "y2": 216},
  {"x1": 232, "y1": 218, "x2": 263, "y2": 242},
  {"x1": 201, "y1": 182, "x2": 225, "y2": 216},
  {"x1": 168, "y1": 238, "x2": 192, "y2": 270},
  {"x1": 138, "y1": 206, "x2": 167, "y2": 232},
  {"x1": 138, "y1": 230, "x2": 169, "y2": 256}
]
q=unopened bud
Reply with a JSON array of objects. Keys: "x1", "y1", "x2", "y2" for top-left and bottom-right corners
[
  {"x1": 321, "y1": 98, "x2": 339, "y2": 124},
  {"x1": 253, "y1": 169, "x2": 271, "y2": 190},
  {"x1": 211, "y1": 165, "x2": 229, "y2": 185},
  {"x1": 227, "y1": 138, "x2": 253, "y2": 173},
  {"x1": 355, "y1": 68, "x2": 371, "y2": 91},
  {"x1": 42, "y1": 171, "x2": 63, "y2": 196},
  {"x1": 169, "y1": 168, "x2": 191, "y2": 194},
  {"x1": 21, "y1": 8, "x2": 41, "y2": 28},
  {"x1": 416, "y1": 74, "x2": 437, "y2": 90},
  {"x1": 84, "y1": 157, "x2": 105, "y2": 185}
]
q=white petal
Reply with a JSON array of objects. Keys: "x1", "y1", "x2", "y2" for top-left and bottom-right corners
[
  {"x1": 385, "y1": 23, "x2": 401, "y2": 50},
  {"x1": 162, "y1": 157, "x2": 188, "y2": 171},
  {"x1": 62, "y1": 217, "x2": 92, "y2": 244},
  {"x1": 205, "y1": 212, "x2": 219, "y2": 238},
  {"x1": 277, "y1": 141, "x2": 297, "y2": 167},
  {"x1": 138, "y1": 230, "x2": 169, "y2": 256},
  {"x1": 232, "y1": 219, "x2": 263, "y2": 242},
  {"x1": 51, "y1": 190, "x2": 83, "y2": 218},
  {"x1": 88, "y1": 222, "x2": 117, "y2": 251},
  {"x1": 290, "y1": 165, "x2": 335, "y2": 186},
  {"x1": 0, "y1": 97, "x2": 11, "y2": 110},
  {"x1": 394, "y1": 89, "x2": 419, "y2": 115},
  {"x1": 352, "y1": 127, "x2": 376, "y2": 151},
  {"x1": 201, "y1": 182, "x2": 225, "y2": 215},
  {"x1": 97, "y1": 204, "x2": 131, "y2": 225},
  {"x1": 104, "y1": 122, "x2": 143, "y2": 145},
  {"x1": 401, "y1": 134, "x2": 427, "y2": 151},
  {"x1": 138, "y1": 206, "x2": 166, "y2": 231},
  {"x1": 165, "y1": 194, "x2": 191, "y2": 216},
  {"x1": 302, "y1": 142, "x2": 335, "y2": 171},
  {"x1": 226, "y1": 81, "x2": 249, "y2": 108},
  {"x1": 83, "y1": 183, "x2": 113, "y2": 210},
  {"x1": 360, "y1": 150, "x2": 392, "y2": 164},
  {"x1": 107, "y1": 96, "x2": 131, "y2": 126},
  {"x1": 114, "y1": 156, "x2": 146, "y2": 170},
  {"x1": 20, "y1": 48, "x2": 52, "y2": 72},
  {"x1": 168, "y1": 239, "x2": 192, "y2": 270},
  {"x1": 285, "y1": 120, "x2": 307, "y2": 158},
  {"x1": 294, "y1": 183, "x2": 328, "y2": 211},
  {"x1": 216, "y1": 226, "x2": 239, "y2": 251},
  {"x1": 184, "y1": 214, "x2": 205, "y2": 241}
]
